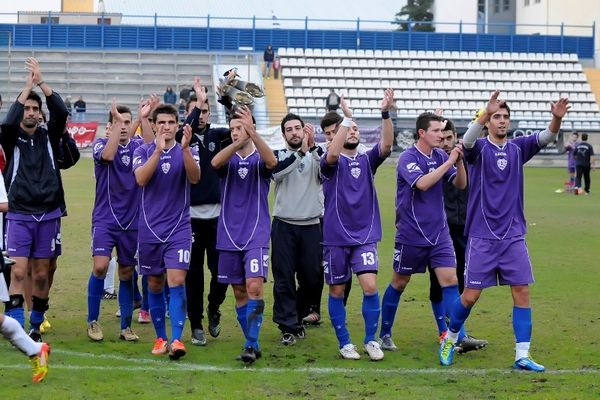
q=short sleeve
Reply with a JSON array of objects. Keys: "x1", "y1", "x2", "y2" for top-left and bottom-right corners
[
  {"x1": 320, "y1": 153, "x2": 338, "y2": 180},
  {"x1": 92, "y1": 138, "x2": 107, "y2": 163},
  {"x1": 366, "y1": 143, "x2": 387, "y2": 173},
  {"x1": 132, "y1": 145, "x2": 149, "y2": 172},
  {"x1": 397, "y1": 150, "x2": 424, "y2": 188}
]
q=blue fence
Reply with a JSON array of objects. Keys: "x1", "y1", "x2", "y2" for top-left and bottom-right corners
[{"x1": 0, "y1": 16, "x2": 595, "y2": 58}]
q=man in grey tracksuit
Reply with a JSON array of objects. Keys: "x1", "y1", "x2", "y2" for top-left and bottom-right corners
[{"x1": 271, "y1": 113, "x2": 324, "y2": 345}]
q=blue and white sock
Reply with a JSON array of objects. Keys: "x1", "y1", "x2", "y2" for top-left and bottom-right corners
[
  {"x1": 379, "y1": 284, "x2": 402, "y2": 338},
  {"x1": 246, "y1": 299, "x2": 264, "y2": 350},
  {"x1": 329, "y1": 294, "x2": 350, "y2": 348},
  {"x1": 87, "y1": 273, "x2": 104, "y2": 323},
  {"x1": 362, "y1": 292, "x2": 380, "y2": 344},
  {"x1": 148, "y1": 289, "x2": 167, "y2": 340},
  {"x1": 118, "y1": 277, "x2": 134, "y2": 329},
  {"x1": 168, "y1": 285, "x2": 187, "y2": 342}
]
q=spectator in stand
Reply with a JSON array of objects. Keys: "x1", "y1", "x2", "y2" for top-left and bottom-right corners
[
  {"x1": 74, "y1": 96, "x2": 86, "y2": 122},
  {"x1": 164, "y1": 86, "x2": 177, "y2": 105},
  {"x1": 263, "y1": 45, "x2": 275, "y2": 79},
  {"x1": 64, "y1": 96, "x2": 72, "y2": 117},
  {"x1": 179, "y1": 86, "x2": 192, "y2": 103}
]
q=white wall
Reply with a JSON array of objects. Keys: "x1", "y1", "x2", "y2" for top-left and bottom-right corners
[{"x1": 433, "y1": 0, "x2": 479, "y2": 33}]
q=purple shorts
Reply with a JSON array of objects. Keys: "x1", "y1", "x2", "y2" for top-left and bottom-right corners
[
  {"x1": 91, "y1": 225, "x2": 138, "y2": 266},
  {"x1": 138, "y1": 238, "x2": 192, "y2": 276},
  {"x1": 393, "y1": 235, "x2": 456, "y2": 275},
  {"x1": 217, "y1": 248, "x2": 269, "y2": 285},
  {"x1": 6, "y1": 218, "x2": 60, "y2": 259},
  {"x1": 323, "y1": 243, "x2": 379, "y2": 286},
  {"x1": 464, "y1": 236, "x2": 534, "y2": 289}
]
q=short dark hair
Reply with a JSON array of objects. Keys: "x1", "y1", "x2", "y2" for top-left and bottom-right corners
[
  {"x1": 415, "y1": 112, "x2": 444, "y2": 140},
  {"x1": 26, "y1": 92, "x2": 42, "y2": 110},
  {"x1": 108, "y1": 105, "x2": 132, "y2": 123},
  {"x1": 320, "y1": 111, "x2": 342, "y2": 131},
  {"x1": 152, "y1": 104, "x2": 179, "y2": 122},
  {"x1": 497, "y1": 102, "x2": 511, "y2": 118},
  {"x1": 582, "y1": 133, "x2": 588, "y2": 141},
  {"x1": 442, "y1": 119, "x2": 456, "y2": 133},
  {"x1": 186, "y1": 94, "x2": 209, "y2": 114},
  {"x1": 281, "y1": 113, "x2": 304, "y2": 134},
  {"x1": 572, "y1": 131, "x2": 579, "y2": 137}
]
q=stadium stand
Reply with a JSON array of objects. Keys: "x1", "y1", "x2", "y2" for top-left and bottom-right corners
[{"x1": 280, "y1": 48, "x2": 600, "y2": 131}]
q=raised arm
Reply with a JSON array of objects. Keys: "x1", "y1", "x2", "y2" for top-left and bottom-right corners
[
  {"x1": 101, "y1": 101, "x2": 125, "y2": 162},
  {"x1": 463, "y1": 90, "x2": 506, "y2": 149},
  {"x1": 326, "y1": 95, "x2": 351, "y2": 165},
  {"x1": 379, "y1": 88, "x2": 395, "y2": 157},
  {"x1": 181, "y1": 124, "x2": 201, "y2": 184},
  {"x1": 134, "y1": 126, "x2": 165, "y2": 186},
  {"x1": 239, "y1": 107, "x2": 277, "y2": 170},
  {"x1": 539, "y1": 97, "x2": 570, "y2": 146}
]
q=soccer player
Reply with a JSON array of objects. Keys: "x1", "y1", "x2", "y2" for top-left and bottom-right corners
[
  {"x1": 176, "y1": 77, "x2": 231, "y2": 346},
  {"x1": 271, "y1": 113, "x2": 323, "y2": 345},
  {"x1": 133, "y1": 104, "x2": 200, "y2": 359},
  {"x1": 321, "y1": 89, "x2": 394, "y2": 361},
  {"x1": 87, "y1": 101, "x2": 149, "y2": 342},
  {"x1": 426, "y1": 118, "x2": 488, "y2": 353},
  {"x1": 0, "y1": 58, "x2": 68, "y2": 339},
  {"x1": 439, "y1": 91, "x2": 570, "y2": 371},
  {"x1": 0, "y1": 313, "x2": 50, "y2": 383},
  {"x1": 211, "y1": 107, "x2": 277, "y2": 364},
  {"x1": 573, "y1": 133, "x2": 595, "y2": 195},
  {"x1": 378, "y1": 112, "x2": 466, "y2": 352},
  {"x1": 563, "y1": 132, "x2": 579, "y2": 191}
]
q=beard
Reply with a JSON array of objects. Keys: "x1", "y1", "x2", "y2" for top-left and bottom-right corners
[
  {"x1": 286, "y1": 138, "x2": 302, "y2": 150},
  {"x1": 343, "y1": 141, "x2": 359, "y2": 150}
]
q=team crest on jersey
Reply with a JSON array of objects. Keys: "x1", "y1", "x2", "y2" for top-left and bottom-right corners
[
  {"x1": 162, "y1": 162, "x2": 171, "y2": 174},
  {"x1": 406, "y1": 162, "x2": 422, "y2": 173},
  {"x1": 350, "y1": 167, "x2": 361, "y2": 178},
  {"x1": 121, "y1": 155, "x2": 131, "y2": 166},
  {"x1": 497, "y1": 158, "x2": 508, "y2": 170},
  {"x1": 297, "y1": 162, "x2": 305, "y2": 173},
  {"x1": 208, "y1": 142, "x2": 216, "y2": 152},
  {"x1": 238, "y1": 167, "x2": 249, "y2": 179}
]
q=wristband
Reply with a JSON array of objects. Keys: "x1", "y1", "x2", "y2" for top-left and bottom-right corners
[
  {"x1": 309, "y1": 145, "x2": 318, "y2": 152},
  {"x1": 341, "y1": 117, "x2": 353, "y2": 127},
  {"x1": 37, "y1": 81, "x2": 45, "y2": 87},
  {"x1": 297, "y1": 150, "x2": 306, "y2": 157},
  {"x1": 381, "y1": 111, "x2": 390, "y2": 119}
]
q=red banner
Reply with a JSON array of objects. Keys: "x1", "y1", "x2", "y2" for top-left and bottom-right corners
[{"x1": 67, "y1": 121, "x2": 99, "y2": 148}]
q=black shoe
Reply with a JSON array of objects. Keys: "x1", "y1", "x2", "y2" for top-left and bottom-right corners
[
  {"x1": 29, "y1": 329, "x2": 42, "y2": 343},
  {"x1": 456, "y1": 335, "x2": 488, "y2": 354},
  {"x1": 240, "y1": 346, "x2": 256, "y2": 364},
  {"x1": 295, "y1": 327, "x2": 306, "y2": 339},
  {"x1": 207, "y1": 308, "x2": 222, "y2": 338},
  {"x1": 280, "y1": 332, "x2": 296, "y2": 346}
]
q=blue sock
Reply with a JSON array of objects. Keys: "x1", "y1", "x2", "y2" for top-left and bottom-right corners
[
  {"x1": 141, "y1": 275, "x2": 149, "y2": 311},
  {"x1": 379, "y1": 284, "x2": 402, "y2": 338},
  {"x1": 87, "y1": 273, "x2": 104, "y2": 323},
  {"x1": 11, "y1": 307, "x2": 25, "y2": 328},
  {"x1": 168, "y1": 285, "x2": 187, "y2": 342},
  {"x1": 118, "y1": 278, "x2": 134, "y2": 330},
  {"x1": 430, "y1": 301, "x2": 447, "y2": 335},
  {"x1": 362, "y1": 292, "x2": 380, "y2": 344},
  {"x1": 236, "y1": 303, "x2": 249, "y2": 340},
  {"x1": 133, "y1": 270, "x2": 142, "y2": 304},
  {"x1": 442, "y1": 285, "x2": 466, "y2": 339},
  {"x1": 246, "y1": 299, "x2": 264, "y2": 350},
  {"x1": 329, "y1": 294, "x2": 350, "y2": 348},
  {"x1": 448, "y1": 298, "x2": 472, "y2": 334},
  {"x1": 148, "y1": 289, "x2": 167, "y2": 340},
  {"x1": 513, "y1": 306, "x2": 532, "y2": 343},
  {"x1": 30, "y1": 310, "x2": 44, "y2": 331}
]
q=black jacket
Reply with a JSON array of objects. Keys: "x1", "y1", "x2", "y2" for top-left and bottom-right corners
[
  {"x1": 176, "y1": 107, "x2": 231, "y2": 206},
  {"x1": 1, "y1": 92, "x2": 69, "y2": 214}
]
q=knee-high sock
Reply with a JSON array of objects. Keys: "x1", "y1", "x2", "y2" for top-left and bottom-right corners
[
  {"x1": 329, "y1": 295, "x2": 350, "y2": 348},
  {"x1": 0, "y1": 315, "x2": 42, "y2": 357},
  {"x1": 246, "y1": 299, "x2": 264, "y2": 350},
  {"x1": 6, "y1": 295, "x2": 25, "y2": 328},
  {"x1": 430, "y1": 301, "x2": 447, "y2": 335},
  {"x1": 168, "y1": 285, "x2": 186, "y2": 342},
  {"x1": 442, "y1": 285, "x2": 466, "y2": 341},
  {"x1": 30, "y1": 296, "x2": 48, "y2": 331},
  {"x1": 236, "y1": 303, "x2": 249, "y2": 340},
  {"x1": 379, "y1": 284, "x2": 402, "y2": 338},
  {"x1": 148, "y1": 290, "x2": 167, "y2": 340},
  {"x1": 448, "y1": 298, "x2": 472, "y2": 342},
  {"x1": 141, "y1": 275, "x2": 149, "y2": 311},
  {"x1": 87, "y1": 273, "x2": 104, "y2": 323},
  {"x1": 118, "y1": 278, "x2": 134, "y2": 330},
  {"x1": 133, "y1": 270, "x2": 142, "y2": 304},
  {"x1": 362, "y1": 292, "x2": 380, "y2": 344},
  {"x1": 513, "y1": 306, "x2": 532, "y2": 360}
]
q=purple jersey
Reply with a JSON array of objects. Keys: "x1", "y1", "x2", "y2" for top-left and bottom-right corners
[
  {"x1": 565, "y1": 141, "x2": 579, "y2": 169},
  {"x1": 92, "y1": 137, "x2": 143, "y2": 230},
  {"x1": 132, "y1": 142, "x2": 199, "y2": 243},
  {"x1": 395, "y1": 145, "x2": 457, "y2": 246},
  {"x1": 464, "y1": 134, "x2": 541, "y2": 240},
  {"x1": 215, "y1": 150, "x2": 272, "y2": 251},
  {"x1": 321, "y1": 143, "x2": 388, "y2": 246}
]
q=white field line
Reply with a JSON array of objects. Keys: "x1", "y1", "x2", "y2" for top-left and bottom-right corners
[{"x1": 1, "y1": 347, "x2": 599, "y2": 375}]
